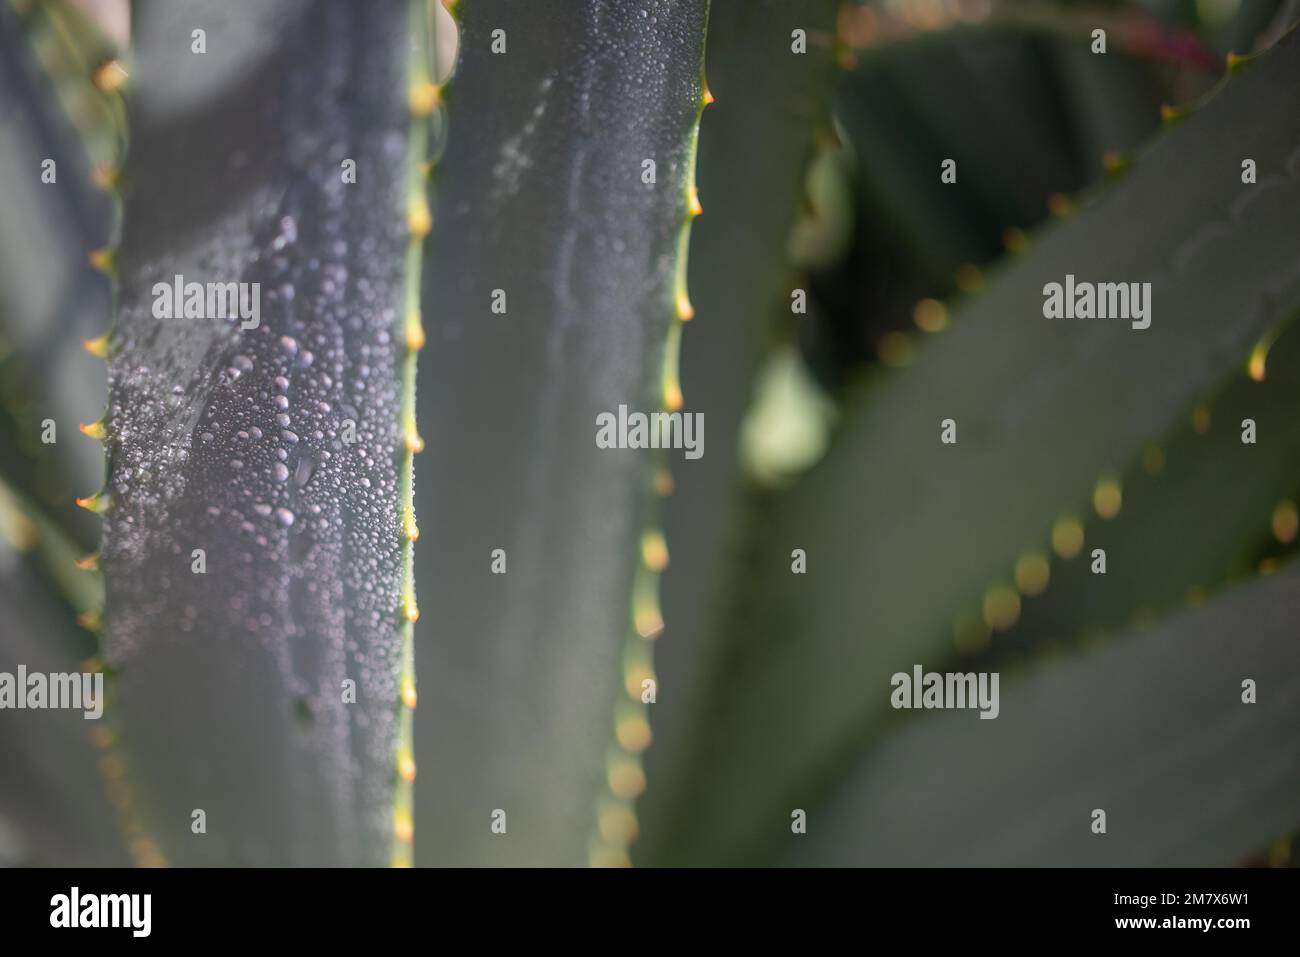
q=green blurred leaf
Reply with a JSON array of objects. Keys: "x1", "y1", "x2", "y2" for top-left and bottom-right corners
[
  {"x1": 644, "y1": 24, "x2": 1300, "y2": 865},
  {"x1": 994, "y1": 315, "x2": 1300, "y2": 659},
  {"x1": 781, "y1": 562, "x2": 1300, "y2": 865}
]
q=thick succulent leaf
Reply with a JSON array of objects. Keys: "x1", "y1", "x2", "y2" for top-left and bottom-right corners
[
  {"x1": 995, "y1": 317, "x2": 1300, "y2": 657},
  {"x1": 635, "y1": 0, "x2": 840, "y2": 863},
  {"x1": 0, "y1": 1, "x2": 113, "y2": 548},
  {"x1": 414, "y1": 0, "x2": 710, "y2": 866},
  {"x1": 101, "y1": 0, "x2": 417, "y2": 866},
  {"x1": 646, "y1": 25, "x2": 1300, "y2": 864},
  {"x1": 781, "y1": 563, "x2": 1300, "y2": 866},
  {"x1": 0, "y1": 498, "x2": 124, "y2": 865}
]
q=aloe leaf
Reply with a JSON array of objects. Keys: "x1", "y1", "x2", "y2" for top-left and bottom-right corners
[
  {"x1": 780, "y1": 563, "x2": 1300, "y2": 866},
  {"x1": 98, "y1": 0, "x2": 424, "y2": 866},
  {"x1": 993, "y1": 315, "x2": 1300, "y2": 657},
  {"x1": 0, "y1": 2, "x2": 114, "y2": 548},
  {"x1": 635, "y1": 0, "x2": 840, "y2": 863},
  {"x1": 645, "y1": 24, "x2": 1300, "y2": 864},
  {"x1": 413, "y1": 0, "x2": 711, "y2": 866}
]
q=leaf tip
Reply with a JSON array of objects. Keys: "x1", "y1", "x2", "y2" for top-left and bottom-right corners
[
  {"x1": 409, "y1": 81, "x2": 442, "y2": 118},
  {"x1": 615, "y1": 715, "x2": 652, "y2": 753},
  {"x1": 1092, "y1": 475, "x2": 1123, "y2": 520},
  {"x1": 634, "y1": 600, "x2": 664, "y2": 639},
  {"x1": 397, "y1": 750, "x2": 416, "y2": 783},
  {"x1": 663, "y1": 377, "x2": 684, "y2": 412},
  {"x1": 405, "y1": 312, "x2": 426, "y2": 352},
  {"x1": 408, "y1": 201, "x2": 432, "y2": 239},
  {"x1": 75, "y1": 493, "x2": 109, "y2": 514},
  {"x1": 91, "y1": 166, "x2": 120, "y2": 191},
  {"x1": 88, "y1": 247, "x2": 116, "y2": 273},
  {"x1": 1247, "y1": 338, "x2": 1270, "y2": 381},
  {"x1": 92, "y1": 59, "x2": 127, "y2": 93},
  {"x1": 82, "y1": 334, "x2": 110, "y2": 358},
  {"x1": 640, "y1": 529, "x2": 669, "y2": 572},
  {"x1": 1101, "y1": 150, "x2": 1128, "y2": 174},
  {"x1": 1047, "y1": 193, "x2": 1073, "y2": 218},
  {"x1": 912, "y1": 298, "x2": 948, "y2": 333},
  {"x1": 607, "y1": 758, "x2": 646, "y2": 800},
  {"x1": 393, "y1": 810, "x2": 414, "y2": 845},
  {"x1": 688, "y1": 186, "x2": 703, "y2": 218},
  {"x1": 674, "y1": 290, "x2": 695, "y2": 322},
  {"x1": 1225, "y1": 49, "x2": 1252, "y2": 73}
]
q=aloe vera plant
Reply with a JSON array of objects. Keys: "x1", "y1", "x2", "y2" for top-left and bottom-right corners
[{"x1": 2, "y1": 0, "x2": 1300, "y2": 873}]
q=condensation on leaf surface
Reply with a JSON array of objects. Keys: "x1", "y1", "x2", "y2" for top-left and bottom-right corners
[{"x1": 101, "y1": 0, "x2": 411, "y2": 866}]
